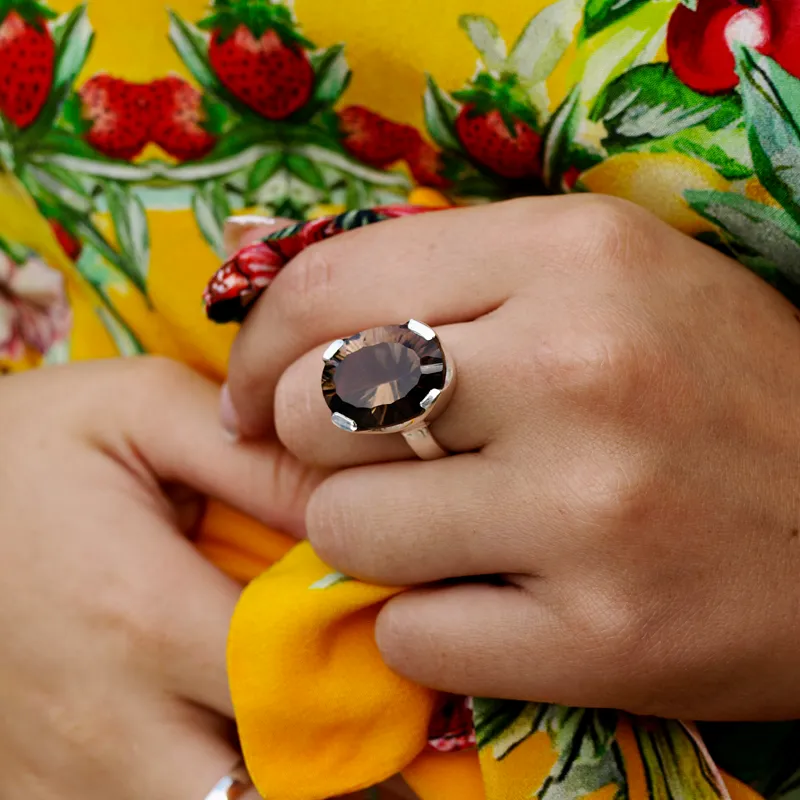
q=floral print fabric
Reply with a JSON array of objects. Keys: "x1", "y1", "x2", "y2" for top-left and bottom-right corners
[{"x1": 3, "y1": 0, "x2": 800, "y2": 797}]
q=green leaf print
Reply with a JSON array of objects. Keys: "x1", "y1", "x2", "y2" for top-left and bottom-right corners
[
  {"x1": 459, "y1": 15, "x2": 507, "y2": 73},
  {"x1": 686, "y1": 190, "x2": 800, "y2": 284},
  {"x1": 593, "y1": 64, "x2": 742, "y2": 143},
  {"x1": 305, "y1": 44, "x2": 352, "y2": 114},
  {"x1": 507, "y1": 0, "x2": 583, "y2": 114},
  {"x1": 310, "y1": 572, "x2": 353, "y2": 590},
  {"x1": 475, "y1": 701, "x2": 626, "y2": 800},
  {"x1": 542, "y1": 85, "x2": 582, "y2": 191},
  {"x1": 246, "y1": 152, "x2": 285, "y2": 195},
  {"x1": 635, "y1": 720, "x2": 727, "y2": 799},
  {"x1": 167, "y1": 11, "x2": 224, "y2": 99},
  {"x1": 735, "y1": 46, "x2": 800, "y2": 226},
  {"x1": 103, "y1": 182, "x2": 150, "y2": 285},
  {"x1": 423, "y1": 75, "x2": 463, "y2": 154},
  {"x1": 569, "y1": 0, "x2": 678, "y2": 106},
  {"x1": 581, "y1": 0, "x2": 651, "y2": 39},
  {"x1": 285, "y1": 153, "x2": 327, "y2": 190},
  {"x1": 192, "y1": 180, "x2": 232, "y2": 258}
]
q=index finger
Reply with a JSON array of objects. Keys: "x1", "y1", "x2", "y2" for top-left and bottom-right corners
[{"x1": 226, "y1": 197, "x2": 562, "y2": 439}]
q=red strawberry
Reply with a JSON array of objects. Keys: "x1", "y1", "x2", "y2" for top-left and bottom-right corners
[
  {"x1": 406, "y1": 139, "x2": 450, "y2": 188},
  {"x1": 0, "y1": 3, "x2": 57, "y2": 128},
  {"x1": 338, "y1": 105, "x2": 421, "y2": 168},
  {"x1": 48, "y1": 219, "x2": 82, "y2": 261},
  {"x1": 149, "y1": 76, "x2": 217, "y2": 162},
  {"x1": 453, "y1": 72, "x2": 542, "y2": 181},
  {"x1": 201, "y1": 0, "x2": 314, "y2": 120},
  {"x1": 455, "y1": 105, "x2": 541, "y2": 180},
  {"x1": 77, "y1": 75, "x2": 152, "y2": 161}
]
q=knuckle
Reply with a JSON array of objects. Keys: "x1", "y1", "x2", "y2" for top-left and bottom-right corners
[
  {"x1": 131, "y1": 355, "x2": 191, "y2": 392},
  {"x1": 567, "y1": 450, "x2": 654, "y2": 531},
  {"x1": 564, "y1": 195, "x2": 655, "y2": 271},
  {"x1": 305, "y1": 477, "x2": 359, "y2": 570},
  {"x1": 535, "y1": 326, "x2": 646, "y2": 412},
  {"x1": 274, "y1": 243, "x2": 334, "y2": 328}
]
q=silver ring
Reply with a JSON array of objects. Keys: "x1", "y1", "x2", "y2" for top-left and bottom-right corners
[
  {"x1": 204, "y1": 759, "x2": 253, "y2": 800},
  {"x1": 321, "y1": 319, "x2": 455, "y2": 460}
]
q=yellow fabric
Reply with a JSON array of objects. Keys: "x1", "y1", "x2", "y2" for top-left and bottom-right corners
[{"x1": 2, "y1": 0, "x2": 791, "y2": 797}]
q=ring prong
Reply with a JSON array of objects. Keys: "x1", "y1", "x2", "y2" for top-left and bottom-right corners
[
  {"x1": 407, "y1": 319, "x2": 436, "y2": 341},
  {"x1": 331, "y1": 412, "x2": 357, "y2": 432},
  {"x1": 322, "y1": 339, "x2": 345, "y2": 362},
  {"x1": 420, "y1": 388, "x2": 441, "y2": 410}
]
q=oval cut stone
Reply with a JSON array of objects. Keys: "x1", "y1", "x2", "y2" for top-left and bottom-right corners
[{"x1": 322, "y1": 321, "x2": 447, "y2": 432}]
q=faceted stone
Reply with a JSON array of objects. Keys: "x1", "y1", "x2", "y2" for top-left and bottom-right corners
[{"x1": 322, "y1": 321, "x2": 447, "y2": 432}]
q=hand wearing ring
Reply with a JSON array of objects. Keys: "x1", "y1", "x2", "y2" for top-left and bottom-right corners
[{"x1": 225, "y1": 196, "x2": 800, "y2": 722}]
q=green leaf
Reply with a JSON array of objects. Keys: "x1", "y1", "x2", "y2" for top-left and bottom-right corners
[
  {"x1": 581, "y1": 0, "x2": 650, "y2": 39},
  {"x1": 285, "y1": 153, "x2": 326, "y2": 189},
  {"x1": 303, "y1": 44, "x2": 352, "y2": 116},
  {"x1": 635, "y1": 720, "x2": 727, "y2": 799},
  {"x1": 686, "y1": 189, "x2": 800, "y2": 283},
  {"x1": 541, "y1": 84, "x2": 581, "y2": 191},
  {"x1": 423, "y1": 75, "x2": 463, "y2": 153},
  {"x1": 568, "y1": 0, "x2": 677, "y2": 106},
  {"x1": 592, "y1": 63, "x2": 743, "y2": 143},
  {"x1": 458, "y1": 15, "x2": 507, "y2": 73},
  {"x1": 192, "y1": 181, "x2": 231, "y2": 257},
  {"x1": 51, "y1": 6, "x2": 94, "y2": 93},
  {"x1": 24, "y1": 163, "x2": 92, "y2": 213},
  {"x1": 681, "y1": 0, "x2": 698, "y2": 8},
  {"x1": 168, "y1": 11, "x2": 224, "y2": 96},
  {"x1": 735, "y1": 46, "x2": 800, "y2": 225},
  {"x1": 508, "y1": 0, "x2": 584, "y2": 86},
  {"x1": 246, "y1": 152, "x2": 284, "y2": 194},
  {"x1": 103, "y1": 182, "x2": 150, "y2": 287},
  {"x1": 473, "y1": 699, "x2": 530, "y2": 750}
]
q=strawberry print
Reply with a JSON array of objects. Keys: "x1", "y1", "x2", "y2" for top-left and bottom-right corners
[
  {"x1": 455, "y1": 105, "x2": 541, "y2": 180},
  {"x1": 0, "y1": 2, "x2": 57, "y2": 128},
  {"x1": 338, "y1": 105, "x2": 421, "y2": 168},
  {"x1": 48, "y1": 219, "x2": 82, "y2": 262},
  {"x1": 405, "y1": 139, "x2": 450, "y2": 189},
  {"x1": 427, "y1": 695, "x2": 476, "y2": 754},
  {"x1": 77, "y1": 74, "x2": 152, "y2": 161},
  {"x1": 200, "y1": 0, "x2": 314, "y2": 121},
  {"x1": 149, "y1": 76, "x2": 218, "y2": 162}
]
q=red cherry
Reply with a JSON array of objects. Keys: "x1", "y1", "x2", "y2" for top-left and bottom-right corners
[
  {"x1": 768, "y1": 0, "x2": 800, "y2": 77},
  {"x1": 667, "y1": 0, "x2": 772, "y2": 94}
]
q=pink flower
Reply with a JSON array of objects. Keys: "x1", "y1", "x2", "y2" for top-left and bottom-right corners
[{"x1": 0, "y1": 253, "x2": 72, "y2": 360}]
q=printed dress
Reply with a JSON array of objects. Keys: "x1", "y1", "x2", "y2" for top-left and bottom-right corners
[{"x1": 1, "y1": 1, "x2": 799, "y2": 798}]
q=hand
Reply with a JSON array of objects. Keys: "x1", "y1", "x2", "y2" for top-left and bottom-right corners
[
  {"x1": 0, "y1": 358, "x2": 320, "y2": 799},
  {"x1": 225, "y1": 195, "x2": 800, "y2": 721}
]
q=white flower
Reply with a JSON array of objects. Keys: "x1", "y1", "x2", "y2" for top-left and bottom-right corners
[{"x1": 0, "y1": 253, "x2": 72, "y2": 360}]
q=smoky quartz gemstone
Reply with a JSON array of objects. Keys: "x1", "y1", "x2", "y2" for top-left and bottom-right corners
[{"x1": 322, "y1": 320, "x2": 447, "y2": 432}]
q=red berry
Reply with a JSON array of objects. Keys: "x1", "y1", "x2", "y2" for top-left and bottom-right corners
[
  {"x1": 48, "y1": 219, "x2": 82, "y2": 261},
  {"x1": 768, "y1": 0, "x2": 800, "y2": 78},
  {"x1": 78, "y1": 75, "x2": 152, "y2": 161},
  {"x1": 149, "y1": 76, "x2": 217, "y2": 162},
  {"x1": 0, "y1": 10, "x2": 55, "y2": 128},
  {"x1": 209, "y1": 25, "x2": 313, "y2": 120},
  {"x1": 338, "y1": 105, "x2": 421, "y2": 168},
  {"x1": 405, "y1": 138, "x2": 450, "y2": 188},
  {"x1": 455, "y1": 105, "x2": 541, "y2": 180},
  {"x1": 667, "y1": 0, "x2": 772, "y2": 94}
]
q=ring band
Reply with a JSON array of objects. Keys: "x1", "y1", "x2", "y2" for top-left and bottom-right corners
[
  {"x1": 322, "y1": 319, "x2": 454, "y2": 460},
  {"x1": 204, "y1": 759, "x2": 253, "y2": 800}
]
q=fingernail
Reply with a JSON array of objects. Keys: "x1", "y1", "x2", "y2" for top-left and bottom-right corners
[{"x1": 219, "y1": 383, "x2": 240, "y2": 442}]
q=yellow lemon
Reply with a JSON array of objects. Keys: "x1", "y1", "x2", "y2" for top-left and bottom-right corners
[
  {"x1": 744, "y1": 177, "x2": 781, "y2": 208},
  {"x1": 408, "y1": 187, "x2": 451, "y2": 208},
  {"x1": 307, "y1": 203, "x2": 347, "y2": 219},
  {"x1": 580, "y1": 152, "x2": 730, "y2": 236}
]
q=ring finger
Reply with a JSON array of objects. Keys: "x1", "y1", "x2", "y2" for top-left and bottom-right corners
[{"x1": 274, "y1": 318, "x2": 503, "y2": 468}]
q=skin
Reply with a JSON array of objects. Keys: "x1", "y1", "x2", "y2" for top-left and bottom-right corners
[
  {"x1": 0, "y1": 358, "x2": 321, "y2": 799},
  {"x1": 225, "y1": 194, "x2": 800, "y2": 721}
]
